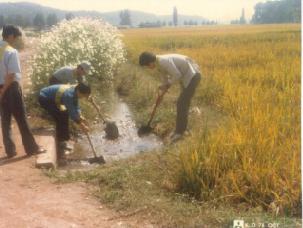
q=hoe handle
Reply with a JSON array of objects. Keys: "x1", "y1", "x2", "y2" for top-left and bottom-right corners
[{"x1": 85, "y1": 131, "x2": 98, "y2": 158}]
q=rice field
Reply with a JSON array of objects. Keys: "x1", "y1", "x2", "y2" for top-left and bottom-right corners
[{"x1": 117, "y1": 24, "x2": 301, "y2": 215}]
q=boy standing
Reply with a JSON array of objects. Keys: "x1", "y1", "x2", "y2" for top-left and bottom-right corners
[
  {"x1": 0, "y1": 25, "x2": 45, "y2": 158},
  {"x1": 139, "y1": 52, "x2": 201, "y2": 142}
]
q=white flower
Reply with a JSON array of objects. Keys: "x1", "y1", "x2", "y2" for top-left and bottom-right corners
[{"x1": 31, "y1": 17, "x2": 126, "y2": 91}]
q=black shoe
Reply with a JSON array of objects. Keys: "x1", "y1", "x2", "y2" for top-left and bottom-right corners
[
  {"x1": 59, "y1": 141, "x2": 73, "y2": 151},
  {"x1": 170, "y1": 133, "x2": 183, "y2": 143},
  {"x1": 58, "y1": 158, "x2": 68, "y2": 167},
  {"x1": 27, "y1": 147, "x2": 47, "y2": 156},
  {"x1": 6, "y1": 152, "x2": 17, "y2": 159}
]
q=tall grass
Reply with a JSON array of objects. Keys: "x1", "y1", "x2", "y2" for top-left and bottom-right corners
[{"x1": 117, "y1": 25, "x2": 301, "y2": 215}]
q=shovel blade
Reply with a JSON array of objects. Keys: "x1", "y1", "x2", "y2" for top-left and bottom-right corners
[
  {"x1": 105, "y1": 121, "x2": 119, "y2": 140},
  {"x1": 88, "y1": 156, "x2": 106, "y2": 164},
  {"x1": 138, "y1": 125, "x2": 153, "y2": 137}
]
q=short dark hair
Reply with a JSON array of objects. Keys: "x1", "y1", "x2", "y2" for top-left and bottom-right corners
[
  {"x1": 139, "y1": 52, "x2": 156, "y2": 66},
  {"x1": 2, "y1": 25, "x2": 22, "y2": 39},
  {"x1": 76, "y1": 83, "x2": 91, "y2": 95}
]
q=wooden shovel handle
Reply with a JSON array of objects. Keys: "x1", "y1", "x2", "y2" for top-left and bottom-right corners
[
  {"x1": 89, "y1": 97, "x2": 106, "y2": 122},
  {"x1": 147, "y1": 90, "x2": 166, "y2": 126}
]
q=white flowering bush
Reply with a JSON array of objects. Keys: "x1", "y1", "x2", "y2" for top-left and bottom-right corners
[{"x1": 31, "y1": 17, "x2": 125, "y2": 91}]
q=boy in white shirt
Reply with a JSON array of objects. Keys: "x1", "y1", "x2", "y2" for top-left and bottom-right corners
[
  {"x1": 0, "y1": 25, "x2": 45, "y2": 158},
  {"x1": 139, "y1": 52, "x2": 201, "y2": 142}
]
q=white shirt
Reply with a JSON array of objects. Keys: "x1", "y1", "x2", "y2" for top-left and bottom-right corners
[
  {"x1": 0, "y1": 40, "x2": 21, "y2": 85},
  {"x1": 156, "y1": 54, "x2": 200, "y2": 88}
]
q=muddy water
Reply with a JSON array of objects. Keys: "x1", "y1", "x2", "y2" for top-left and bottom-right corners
[{"x1": 67, "y1": 99, "x2": 162, "y2": 168}]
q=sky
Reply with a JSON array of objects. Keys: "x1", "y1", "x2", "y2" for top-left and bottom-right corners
[{"x1": 2, "y1": 0, "x2": 267, "y2": 22}]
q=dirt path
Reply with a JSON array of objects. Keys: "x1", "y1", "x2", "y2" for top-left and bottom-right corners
[
  {"x1": 0, "y1": 38, "x2": 152, "y2": 228},
  {"x1": 0, "y1": 151, "x2": 152, "y2": 228}
]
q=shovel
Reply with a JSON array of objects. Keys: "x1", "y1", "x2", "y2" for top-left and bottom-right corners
[
  {"x1": 85, "y1": 131, "x2": 106, "y2": 164},
  {"x1": 138, "y1": 90, "x2": 166, "y2": 137},
  {"x1": 89, "y1": 97, "x2": 119, "y2": 140}
]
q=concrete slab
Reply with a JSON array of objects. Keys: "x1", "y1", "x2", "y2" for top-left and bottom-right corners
[{"x1": 35, "y1": 133, "x2": 57, "y2": 169}]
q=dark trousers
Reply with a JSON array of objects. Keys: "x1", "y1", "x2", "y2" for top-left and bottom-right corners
[
  {"x1": 38, "y1": 96, "x2": 70, "y2": 143},
  {"x1": 176, "y1": 73, "x2": 201, "y2": 134},
  {"x1": 0, "y1": 82, "x2": 38, "y2": 156}
]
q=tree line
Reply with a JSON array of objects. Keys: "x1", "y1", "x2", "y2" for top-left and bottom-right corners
[
  {"x1": 121, "y1": 7, "x2": 213, "y2": 28},
  {"x1": 231, "y1": 0, "x2": 300, "y2": 24},
  {"x1": 0, "y1": 12, "x2": 76, "y2": 30},
  {"x1": 0, "y1": 0, "x2": 299, "y2": 30},
  {"x1": 251, "y1": 0, "x2": 300, "y2": 24}
]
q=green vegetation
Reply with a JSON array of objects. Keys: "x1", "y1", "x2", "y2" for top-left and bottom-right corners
[
  {"x1": 252, "y1": 0, "x2": 301, "y2": 24},
  {"x1": 42, "y1": 24, "x2": 301, "y2": 226},
  {"x1": 46, "y1": 151, "x2": 301, "y2": 227}
]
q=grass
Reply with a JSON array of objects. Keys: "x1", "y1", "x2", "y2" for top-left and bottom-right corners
[{"x1": 46, "y1": 151, "x2": 301, "y2": 227}]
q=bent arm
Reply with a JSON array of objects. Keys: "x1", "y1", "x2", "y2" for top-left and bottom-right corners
[{"x1": 160, "y1": 59, "x2": 182, "y2": 88}]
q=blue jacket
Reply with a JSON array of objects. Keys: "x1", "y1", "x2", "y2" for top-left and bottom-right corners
[{"x1": 40, "y1": 85, "x2": 80, "y2": 122}]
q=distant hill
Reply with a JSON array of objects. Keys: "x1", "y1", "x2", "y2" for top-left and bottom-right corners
[
  {"x1": 100, "y1": 10, "x2": 208, "y2": 25},
  {"x1": 0, "y1": 2, "x2": 208, "y2": 26},
  {"x1": 0, "y1": 2, "x2": 65, "y2": 19}
]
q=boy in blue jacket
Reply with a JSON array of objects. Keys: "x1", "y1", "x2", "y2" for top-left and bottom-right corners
[{"x1": 39, "y1": 83, "x2": 90, "y2": 158}]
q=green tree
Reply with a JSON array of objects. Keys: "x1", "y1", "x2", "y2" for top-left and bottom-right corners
[
  {"x1": 6, "y1": 15, "x2": 15, "y2": 25},
  {"x1": 15, "y1": 14, "x2": 29, "y2": 28},
  {"x1": 239, "y1": 8, "x2": 246, "y2": 24},
  {"x1": 173, "y1": 6, "x2": 178, "y2": 26},
  {"x1": 0, "y1": 15, "x2": 5, "y2": 28},
  {"x1": 65, "y1": 13, "x2": 75, "y2": 21},
  {"x1": 119, "y1": 9, "x2": 132, "y2": 26},
  {"x1": 22, "y1": 16, "x2": 31, "y2": 27},
  {"x1": 252, "y1": 0, "x2": 301, "y2": 24},
  {"x1": 15, "y1": 14, "x2": 23, "y2": 27},
  {"x1": 46, "y1": 13, "x2": 58, "y2": 27},
  {"x1": 33, "y1": 13, "x2": 45, "y2": 30}
]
